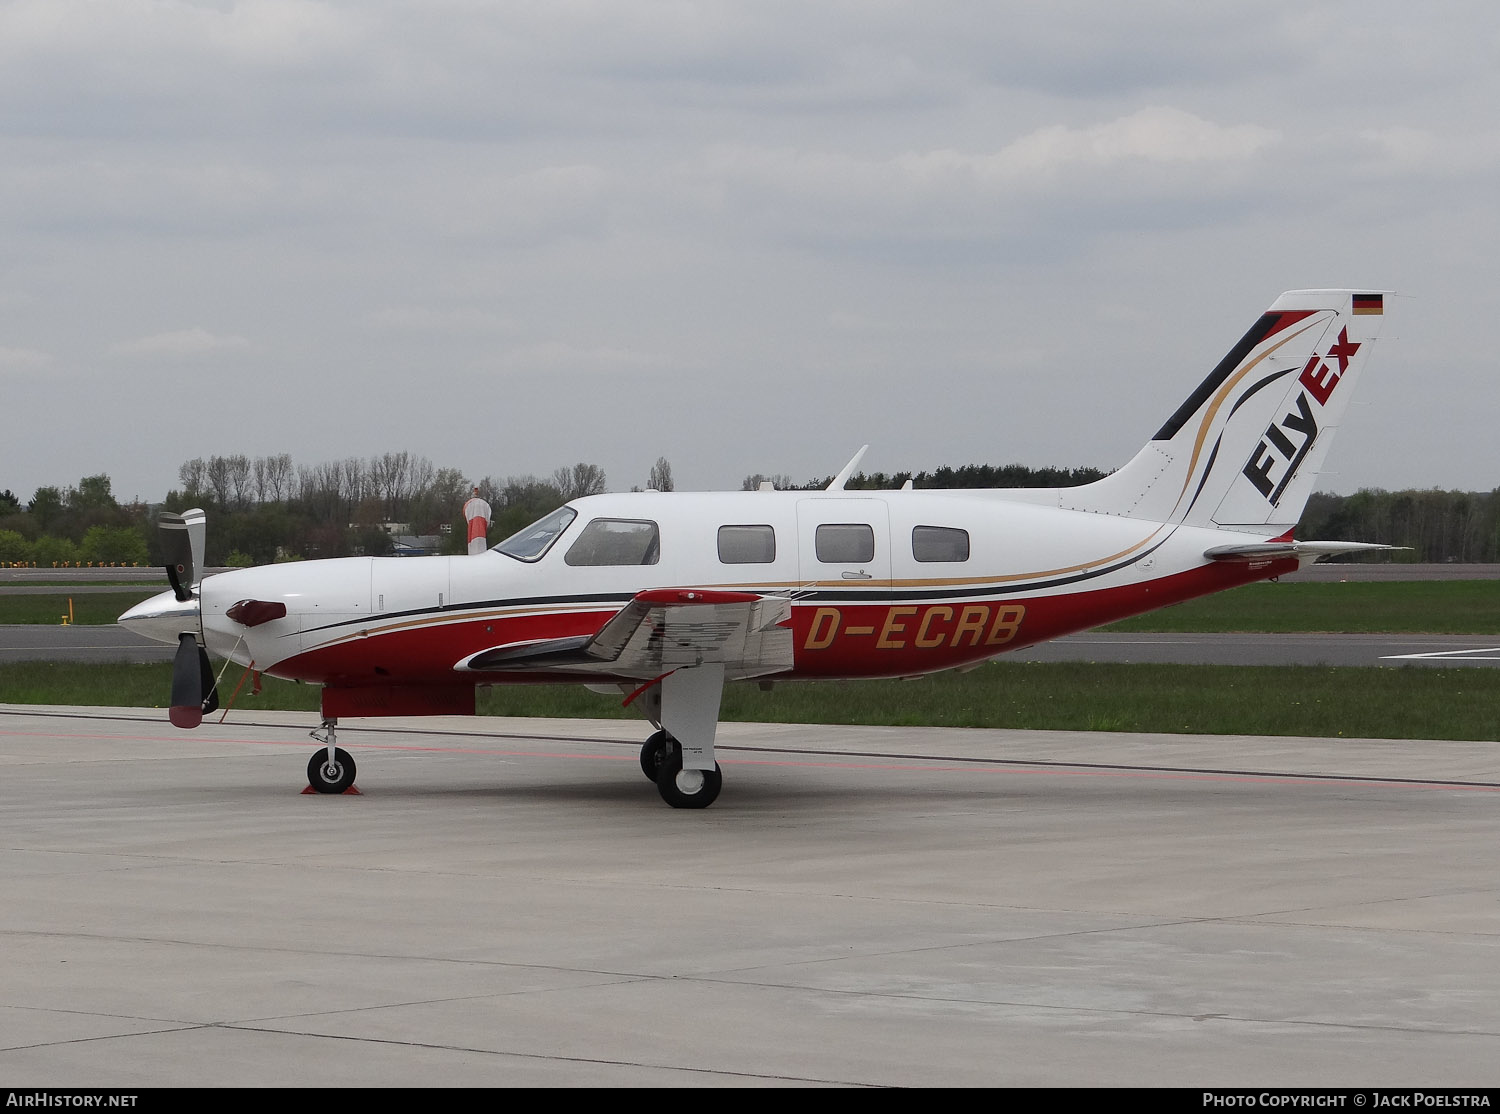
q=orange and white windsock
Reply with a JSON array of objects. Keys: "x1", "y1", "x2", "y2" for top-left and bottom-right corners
[{"x1": 463, "y1": 489, "x2": 491, "y2": 556}]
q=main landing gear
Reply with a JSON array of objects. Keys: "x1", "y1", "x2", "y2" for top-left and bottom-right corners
[
  {"x1": 306, "y1": 718, "x2": 357, "y2": 794},
  {"x1": 631, "y1": 663, "x2": 727, "y2": 809},
  {"x1": 639, "y1": 729, "x2": 722, "y2": 809}
]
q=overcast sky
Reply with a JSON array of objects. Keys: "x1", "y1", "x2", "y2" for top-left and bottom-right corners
[{"x1": 3, "y1": 0, "x2": 1496, "y2": 505}]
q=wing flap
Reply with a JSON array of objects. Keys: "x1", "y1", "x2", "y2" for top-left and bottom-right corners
[{"x1": 459, "y1": 589, "x2": 793, "y2": 681}]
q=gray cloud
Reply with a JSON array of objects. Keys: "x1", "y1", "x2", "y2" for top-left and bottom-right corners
[
  {"x1": 111, "y1": 328, "x2": 250, "y2": 358},
  {"x1": 2, "y1": 0, "x2": 1496, "y2": 503}
]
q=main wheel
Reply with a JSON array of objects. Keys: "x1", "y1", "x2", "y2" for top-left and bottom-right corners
[
  {"x1": 307, "y1": 747, "x2": 356, "y2": 794},
  {"x1": 656, "y1": 746, "x2": 722, "y2": 809},
  {"x1": 639, "y1": 730, "x2": 669, "y2": 783}
]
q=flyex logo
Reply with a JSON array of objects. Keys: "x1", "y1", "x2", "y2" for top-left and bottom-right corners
[{"x1": 1241, "y1": 327, "x2": 1360, "y2": 506}]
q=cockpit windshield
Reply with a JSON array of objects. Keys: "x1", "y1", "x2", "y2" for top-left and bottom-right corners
[{"x1": 493, "y1": 506, "x2": 577, "y2": 562}]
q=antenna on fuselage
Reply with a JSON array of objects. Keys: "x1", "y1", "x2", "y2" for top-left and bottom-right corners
[{"x1": 826, "y1": 445, "x2": 869, "y2": 492}]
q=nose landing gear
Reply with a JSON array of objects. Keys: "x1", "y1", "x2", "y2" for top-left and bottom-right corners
[{"x1": 306, "y1": 718, "x2": 358, "y2": 794}]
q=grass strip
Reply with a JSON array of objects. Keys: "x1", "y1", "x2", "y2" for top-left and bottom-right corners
[
  {"x1": 0, "y1": 592, "x2": 157, "y2": 625},
  {"x1": 3, "y1": 660, "x2": 1495, "y2": 742},
  {"x1": 0, "y1": 580, "x2": 160, "y2": 587},
  {"x1": 1103, "y1": 580, "x2": 1500, "y2": 634}
]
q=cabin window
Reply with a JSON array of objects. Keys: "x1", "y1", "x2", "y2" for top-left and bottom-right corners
[
  {"x1": 718, "y1": 524, "x2": 776, "y2": 564},
  {"x1": 815, "y1": 523, "x2": 875, "y2": 564},
  {"x1": 564, "y1": 518, "x2": 661, "y2": 566},
  {"x1": 912, "y1": 525, "x2": 970, "y2": 563},
  {"x1": 494, "y1": 506, "x2": 577, "y2": 562}
]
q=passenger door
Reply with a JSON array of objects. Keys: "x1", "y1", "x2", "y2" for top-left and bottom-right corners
[{"x1": 795, "y1": 498, "x2": 891, "y2": 589}]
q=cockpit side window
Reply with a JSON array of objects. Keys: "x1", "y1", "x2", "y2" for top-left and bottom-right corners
[
  {"x1": 564, "y1": 518, "x2": 661, "y2": 566},
  {"x1": 494, "y1": 506, "x2": 577, "y2": 562}
]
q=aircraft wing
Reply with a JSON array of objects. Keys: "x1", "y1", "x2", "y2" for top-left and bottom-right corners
[
  {"x1": 459, "y1": 588, "x2": 794, "y2": 682},
  {"x1": 1203, "y1": 540, "x2": 1403, "y2": 564}
]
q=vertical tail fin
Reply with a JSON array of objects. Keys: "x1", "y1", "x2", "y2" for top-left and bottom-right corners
[{"x1": 1060, "y1": 290, "x2": 1387, "y2": 534}]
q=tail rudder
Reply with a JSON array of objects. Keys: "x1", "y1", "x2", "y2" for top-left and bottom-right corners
[{"x1": 1060, "y1": 290, "x2": 1387, "y2": 533}]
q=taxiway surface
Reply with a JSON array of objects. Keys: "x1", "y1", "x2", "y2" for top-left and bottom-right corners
[{"x1": 1, "y1": 706, "x2": 1496, "y2": 1088}]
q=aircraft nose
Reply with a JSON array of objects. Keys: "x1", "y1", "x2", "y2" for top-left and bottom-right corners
[{"x1": 119, "y1": 589, "x2": 201, "y2": 646}]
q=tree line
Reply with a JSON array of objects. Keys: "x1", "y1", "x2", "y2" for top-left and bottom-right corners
[
  {"x1": 1299, "y1": 489, "x2": 1500, "y2": 563},
  {"x1": 3, "y1": 457, "x2": 1498, "y2": 567},
  {"x1": 0, "y1": 474, "x2": 150, "y2": 567},
  {"x1": 0, "y1": 454, "x2": 629, "y2": 567}
]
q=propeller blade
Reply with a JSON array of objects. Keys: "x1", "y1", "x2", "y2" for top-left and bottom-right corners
[
  {"x1": 170, "y1": 633, "x2": 205, "y2": 728},
  {"x1": 159, "y1": 508, "x2": 206, "y2": 603},
  {"x1": 198, "y1": 642, "x2": 219, "y2": 717}
]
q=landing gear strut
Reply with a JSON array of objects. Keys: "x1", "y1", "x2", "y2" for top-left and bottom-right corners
[
  {"x1": 631, "y1": 662, "x2": 728, "y2": 808},
  {"x1": 307, "y1": 718, "x2": 356, "y2": 794}
]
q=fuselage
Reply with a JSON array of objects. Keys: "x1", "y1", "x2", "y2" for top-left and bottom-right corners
[{"x1": 125, "y1": 488, "x2": 1294, "y2": 701}]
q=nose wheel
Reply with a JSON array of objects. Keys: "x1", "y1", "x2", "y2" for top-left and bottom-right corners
[
  {"x1": 306, "y1": 719, "x2": 357, "y2": 794},
  {"x1": 307, "y1": 748, "x2": 357, "y2": 794}
]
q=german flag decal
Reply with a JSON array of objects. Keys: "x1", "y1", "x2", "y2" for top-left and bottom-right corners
[{"x1": 1353, "y1": 294, "x2": 1383, "y2": 315}]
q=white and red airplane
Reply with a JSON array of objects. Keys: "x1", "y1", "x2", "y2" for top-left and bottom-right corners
[{"x1": 121, "y1": 289, "x2": 1392, "y2": 808}]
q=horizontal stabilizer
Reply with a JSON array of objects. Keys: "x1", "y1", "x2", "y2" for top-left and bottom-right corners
[{"x1": 1203, "y1": 541, "x2": 1404, "y2": 564}]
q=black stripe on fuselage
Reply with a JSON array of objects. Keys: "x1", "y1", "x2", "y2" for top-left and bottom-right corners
[
  {"x1": 297, "y1": 591, "x2": 638, "y2": 637},
  {"x1": 793, "y1": 536, "x2": 1172, "y2": 603}
]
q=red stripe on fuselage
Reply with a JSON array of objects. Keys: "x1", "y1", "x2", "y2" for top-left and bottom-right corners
[
  {"x1": 267, "y1": 558, "x2": 1296, "y2": 695},
  {"x1": 786, "y1": 558, "x2": 1296, "y2": 677},
  {"x1": 272, "y1": 608, "x2": 617, "y2": 686}
]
